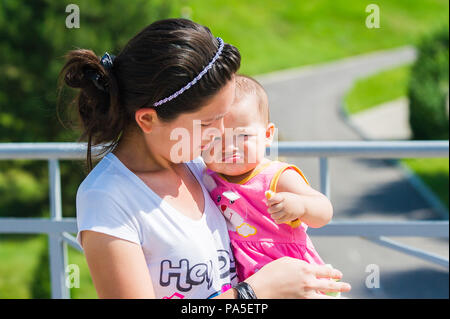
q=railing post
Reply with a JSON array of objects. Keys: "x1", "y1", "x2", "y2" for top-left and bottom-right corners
[
  {"x1": 319, "y1": 157, "x2": 330, "y2": 198},
  {"x1": 48, "y1": 159, "x2": 70, "y2": 299}
]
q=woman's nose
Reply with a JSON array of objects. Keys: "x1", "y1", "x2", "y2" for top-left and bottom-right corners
[
  {"x1": 214, "y1": 118, "x2": 225, "y2": 136},
  {"x1": 202, "y1": 118, "x2": 224, "y2": 140}
]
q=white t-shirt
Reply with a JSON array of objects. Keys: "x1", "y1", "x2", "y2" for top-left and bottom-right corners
[{"x1": 76, "y1": 152, "x2": 238, "y2": 299}]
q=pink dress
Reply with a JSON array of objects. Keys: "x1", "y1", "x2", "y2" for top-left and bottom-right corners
[{"x1": 202, "y1": 160, "x2": 325, "y2": 282}]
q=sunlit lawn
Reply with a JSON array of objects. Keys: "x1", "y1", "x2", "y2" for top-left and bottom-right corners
[
  {"x1": 0, "y1": 235, "x2": 97, "y2": 298},
  {"x1": 403, "y1": 158, "x2": 449, "y2": 209},
  {"x1": 0, "y1": 235, "x2": 45, "y2": 298},
  {"x1": 344, "y1": 64, "x2": 411, "y2": 114},
  {"x1": 171, "y1": 0, "x2": 449, "y2": 75}
]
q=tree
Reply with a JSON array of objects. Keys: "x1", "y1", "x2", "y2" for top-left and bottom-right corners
[{"x1": 0, "y1": 0, "x2": 173, "y2": 218}]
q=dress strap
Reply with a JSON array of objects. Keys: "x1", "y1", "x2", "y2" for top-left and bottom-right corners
[
  {"x1": 268, "y1": 163, "x2": 310, "y2": 229},
  {"x1": 269, "y1": 163, "x2": 310, "y2": 192}
]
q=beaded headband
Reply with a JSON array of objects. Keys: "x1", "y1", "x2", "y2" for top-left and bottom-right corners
[
  {"x1": 153, "y1": 37, "x2": 225, "y2": 107},
  {"x1": 90, "y1": 38, "x2": 224, "y2": 104}
]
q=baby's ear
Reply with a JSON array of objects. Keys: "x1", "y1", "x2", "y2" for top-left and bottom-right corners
[{"x1": 264, "y1": 122, "x2": 276, "y2": 146}]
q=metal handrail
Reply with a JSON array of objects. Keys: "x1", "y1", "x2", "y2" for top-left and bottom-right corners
[
  {"x1": 0, "y1": 141, "x2": 448, "y2": 298},
  {"x1": 1, "y1": 140, "x2": 448, "y2": 159}
]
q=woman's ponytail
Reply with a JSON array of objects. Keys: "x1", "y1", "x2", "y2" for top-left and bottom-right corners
[{"x1": 58, "y1": 49, "x2": 125, "y2": 172}]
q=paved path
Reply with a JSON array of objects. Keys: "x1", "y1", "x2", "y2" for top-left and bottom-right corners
[
  {"x1": 349, "y1": 98, "x2": 411, "y2": 140},
  {"x1": 256, "y1": 46, "x2": 449, "y2": 298}
]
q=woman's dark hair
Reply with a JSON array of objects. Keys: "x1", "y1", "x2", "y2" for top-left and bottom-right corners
[{"x1": 58, "y1": 18, "x2": 241, "y2": 172}]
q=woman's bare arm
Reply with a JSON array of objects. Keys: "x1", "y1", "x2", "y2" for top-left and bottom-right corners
[{"x1": 81, "y1": 230, "x2": 156, "y2": 299}]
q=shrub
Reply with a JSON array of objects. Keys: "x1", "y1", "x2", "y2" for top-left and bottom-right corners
[{"x1": 408, "y1": 26, "x2": 449, "y2": 140}]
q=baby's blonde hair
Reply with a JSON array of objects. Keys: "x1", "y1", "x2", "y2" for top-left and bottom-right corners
[{"x1": 235, "y1": 74, "x2": 270, "y2": 125}]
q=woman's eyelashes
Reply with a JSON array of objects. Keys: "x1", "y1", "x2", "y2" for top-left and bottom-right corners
[
  {"x1": 212, "y1": 134, "x2": 250, "y2": 141},
  {"x1": 215, "y1": 134, "x2": 252, "y2": 139}
]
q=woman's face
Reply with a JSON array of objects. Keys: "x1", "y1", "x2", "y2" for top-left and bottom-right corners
[{"x1": 147, "y1": 77, "x2": 236, "y2": 163}]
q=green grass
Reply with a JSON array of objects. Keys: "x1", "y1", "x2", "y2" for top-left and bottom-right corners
[
  {"x1": 403, "y1": 158, "x2": 449, "y2": 209},
  {"x1": 344, "y1": 64, "x2": 412, "y2": 114},
  {"x1": 0, "y1": 235, "x2": 46, "y2": 298},
  {"x1": 0, "y1": 235, "x2": 97, "y2": 298},
  {"x1": 170, "y1": 0, "x2": 449, "y2": 75}
]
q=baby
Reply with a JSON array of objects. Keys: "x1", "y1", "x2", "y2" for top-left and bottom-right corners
[{"x1": 201, "y1": 75, "x2": 336, "y2": 291}]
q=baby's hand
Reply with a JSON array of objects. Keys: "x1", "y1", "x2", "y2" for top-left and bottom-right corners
[{"x1": 265, "y1": 190, "x2": 306, "y2": 225}]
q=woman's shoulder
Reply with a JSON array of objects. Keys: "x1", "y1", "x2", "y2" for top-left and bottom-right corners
[
  {"x1": 75, "y1": 153, "x2": 142, "y2": 246},
  {"x1": 76, "y1": 152, "x2": 132, "y2": 200}
]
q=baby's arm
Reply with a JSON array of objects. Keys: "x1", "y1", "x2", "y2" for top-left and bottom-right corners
[{"x1": 266, "y1": 169, "x2": 333, "y2": 228}]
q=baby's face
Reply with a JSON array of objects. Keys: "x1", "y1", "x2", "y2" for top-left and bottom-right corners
[{"x1": 202, "y1": 94, "x2": 274, "y2": 177}]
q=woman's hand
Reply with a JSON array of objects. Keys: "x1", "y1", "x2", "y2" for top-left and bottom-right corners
[{"x1": 244, "y1": 257, "x2": 351, "y2": 299}]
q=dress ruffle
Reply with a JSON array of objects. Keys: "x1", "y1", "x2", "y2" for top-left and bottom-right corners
[{"x1": 232, "y1": 239, "x2": 325, "y2": 282}]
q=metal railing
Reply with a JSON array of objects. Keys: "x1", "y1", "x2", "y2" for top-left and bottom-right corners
[{"x1": 0, "y1": 141, "x2": 448, "y2": 299}]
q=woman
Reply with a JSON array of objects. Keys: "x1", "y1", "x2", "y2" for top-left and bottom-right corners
[{"x1": 59, "y1": 18, "x2": 351, "y2": 299}]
